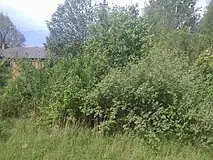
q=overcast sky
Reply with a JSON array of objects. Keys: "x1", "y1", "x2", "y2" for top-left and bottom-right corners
[{"x1": 0, "y1": 0, "x2": 208, "y2": 47}]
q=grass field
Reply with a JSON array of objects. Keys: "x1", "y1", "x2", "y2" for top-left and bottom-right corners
[{"x1": 0, "y1": 119, "x2": 212, "y2": 160}]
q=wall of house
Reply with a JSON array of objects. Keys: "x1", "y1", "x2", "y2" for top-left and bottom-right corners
[
  {"x1": 32, "y1": 60, "x2": 42, "y2": 69},
  {"x1": 11, "y1": 62, "x2": 21, "y2": 80},
  {"x1": 11, "y1": 60, "x2": 43, "y2": 80}
]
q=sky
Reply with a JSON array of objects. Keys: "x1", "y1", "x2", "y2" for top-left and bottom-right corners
[{"x1": 0, "y1": 0, "x2": 209, "y2": 47}]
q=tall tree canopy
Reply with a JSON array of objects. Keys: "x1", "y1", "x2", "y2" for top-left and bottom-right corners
[
  {"x1": 144, "y1": 0, "x2": 199, "y2": 36},
  {"x1": 0, "y1": 13, "x2": 25, "y2": 49},
  {"x1": 46, "y1": 0, "x2": 95, "y2": 56},
  {"x1": 197, "y1": 0, "x2": 213, "y2": 49}
]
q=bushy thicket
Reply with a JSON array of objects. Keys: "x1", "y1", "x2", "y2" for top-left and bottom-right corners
[
  {"x1": 1, "y1": 4, "x2": 213, "y2": 148},
  {"x1": 0, "y1": 59, "x2": 10, "y2": 92},
  {"x1": 0, "y1": 61, "x2": 48, "y2": 117},
  {"x1": 37, "y1": 49, "x2": 213, "y2": 147}
]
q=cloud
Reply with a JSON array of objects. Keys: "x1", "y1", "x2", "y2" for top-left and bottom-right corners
[
  {"x1": 0, "y1": 0, "x2": 208, "y2": 46},
  {"x1": 0, "y1": 0, "x2": 65, "y2": 46},
  {"x1": 0, "y1": 0, "x2": 64, "y2": 29},
  {"x1": 1, "y1": 0, "x2": 207, "y2": 31}
]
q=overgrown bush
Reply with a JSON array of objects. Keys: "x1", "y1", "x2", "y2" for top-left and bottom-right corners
[
  {"x1": 195, "y1": 48, "x2": 213, "y2": 81},
  {"x1": 84, "y1": 5, "x2": 152, "y2": 68},
  {"x1": 0, "y1": 119, "x2": 11, "y2": 142},
  {"x1": 0, "y1": 59, "x2": 10, "y2": 92},
  {"x1": 0, "y1": 60, "x2": 49, "y2": 117},
  {"x1": 1, "y1": 4, "x2": 213, "y2": 149},
  {"x1": 39, "y1": 5, "x2": 152, "y2": 125},
  {"x1": 82, "y1": 50, "x2": 213, "y2": 147},
  {"x1": 38, "y1": 48, "x2": 213, "y2": 147}
]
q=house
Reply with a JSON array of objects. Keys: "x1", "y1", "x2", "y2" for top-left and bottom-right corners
[{"x1": 0, "y1": 47, "x2": 46, "y2": 79}]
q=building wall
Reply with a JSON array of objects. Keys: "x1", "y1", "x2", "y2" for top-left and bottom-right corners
[
  {"x1": 11, "y1": 62, "x2": 21, "y2": 80},
  {"x1": 32, "y1": 60, "x2": 42, "y2": 69},
  {"x1": 11, "y1": 60, "x2": 43, "y2": 80}
]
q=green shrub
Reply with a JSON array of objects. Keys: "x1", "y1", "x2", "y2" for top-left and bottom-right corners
[
  {"x1": 82, "y1": 50, "x2": 213, "y2": 147},
  {"x1": 39, "y1": 5, "x2": 152, "y2": 125},
  {"x1": 195, "y1": 48, "x2": 213, "y2": 81},
  {"x1": 1, "y1": 60, "x2": 49, "y2": 117},
  {"x1": 0, "y1": 119, "x2": 11, "y2": 142},
  {"x1": 2, "y1": 4, "x2": 213, "y2": 149},
  {"x1": 0, "y1": 59, "x2": 10, "y2": 93},
  {"x1": 84, "y1": 5, "x2": 152, "y2": 68},
  {"x1": 155, "y1": 28, "x2": 200, "y2": 61},
  {"x1": 39, "y1": 48, "x2": 213, "y2": 147}
]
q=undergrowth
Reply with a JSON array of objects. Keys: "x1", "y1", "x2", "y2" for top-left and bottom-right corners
[{"x1": 0, "y1": 119, "x2": 212, "y2": 160}]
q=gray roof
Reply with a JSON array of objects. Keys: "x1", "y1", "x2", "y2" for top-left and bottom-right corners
[{"x1": 0, "y1": 47, "x2": 46, "y2": 59}]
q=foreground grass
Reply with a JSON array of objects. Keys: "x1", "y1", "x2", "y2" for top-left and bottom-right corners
[{"x1": 0, "y1": 119, "x2": 212, "y2": 160}]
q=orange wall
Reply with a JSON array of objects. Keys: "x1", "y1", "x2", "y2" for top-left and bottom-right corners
[
  {"x1": 11, "y1": 62, "x2": 21, "y2": 80},
  {"x1": 32, "y1": 60, "x2": 42, "y2": 69},
  {"x1": 11, "y1": 60, "x2": 43, "y2": 80}
]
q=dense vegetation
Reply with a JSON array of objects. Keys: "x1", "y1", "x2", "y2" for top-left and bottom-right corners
[
  {"x1": 0, "y1": 119, "x2": 213, "y2": 160},
  {"x1": 1, "y1": 0, "x2": 213, "y2": 158}
]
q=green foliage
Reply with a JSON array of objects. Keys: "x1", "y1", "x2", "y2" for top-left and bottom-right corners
[
  {"x1": 196, "y1": 1, "x2": 213, "y2": 51},
  {"x1": 82, "y1": 50, "x2": 213, "y2": 147},
  {"x1": 144, "y1": 0, "x2": 199, "y2": 37},
  {"x1": 143, "y1": 0, "x2": 201, "y2": 59},
  {"x1": 40, "y1": 57, "x2": 94, "y2": 124},
  {"x1": 0, "y1": 59, "x2": 9, "y2": 90},
  {"x1": 0, "y1": 119, "x2": 11, "y2": 142},
  {"x1": 85, "y1": 5, "x2": 152, "y2": 68},
  {"x1": 37, "y1": 50, "x2": 213, "y2": 148},
  {"x1": 0, "y1": 12, "x2": 25, "y2": 48},
  {"x1": 1, "y1": 60, "x2": 48, "y2": 117},
  {"x1": 46, "y1": 0, "x2": 94, "y2": 55},
  {"x1": 2, "y1": 1, "x2": 213, "y2": 151},
  {"x1": 155, "y1": 28, "x2": 201, "y2": 60},
  {"x1": 39, "y1": 5, "x2": 152, "y2": 126},
  {"x1": 1, "y1": 119, "x2": 213, "y2": 160},
  {"x1": 195, "y1": 48, "x2": 213, "y2": 81}
]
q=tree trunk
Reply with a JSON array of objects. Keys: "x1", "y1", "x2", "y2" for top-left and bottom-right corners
[{"x1": 2, "y1": 41, "x2": 6, "y2": 50}]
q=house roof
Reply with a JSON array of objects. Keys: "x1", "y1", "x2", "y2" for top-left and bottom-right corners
[{"x1": 0, "y1": 47, "x2": 46, "y2": 59}]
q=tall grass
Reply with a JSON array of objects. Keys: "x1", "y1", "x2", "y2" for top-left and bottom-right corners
[{"x1": 0, "y1": 119, "x2": 212, "y2": 160}]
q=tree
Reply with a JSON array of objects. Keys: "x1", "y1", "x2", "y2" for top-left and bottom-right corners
[
  {"x1": 144, "y1": 0, "x2": 199, "y2": 36},
  {"x1": 143, "y1": 0, "x2": 201, "y2": 60},
  {"x1": 84, "y1": 5, "x2": 152, "y2": 68},
  {"x1": 46, "y1": 0, "x2": 95, "y2": 56},
  {"x1": 0, "y1": 13, "x2": 25, "y2": 49},
  {"x1": 197, "y1": 0, "x2": 213, "y2": 50}
]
